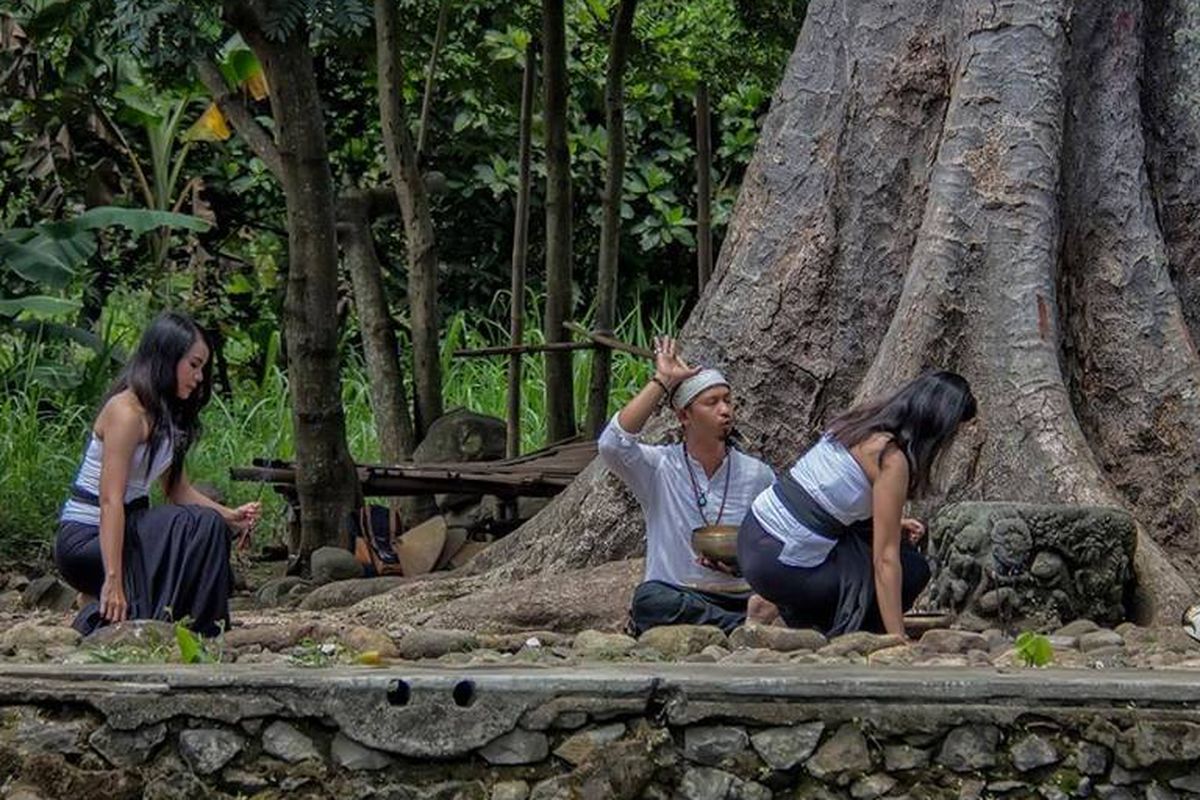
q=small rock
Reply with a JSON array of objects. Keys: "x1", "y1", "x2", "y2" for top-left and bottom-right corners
[
  {"x1": 89, "y1": 722, "x2": 167, "y2": 766},
  {"x1": 222, "y1": 767, "x2": 272, "y2": 794},
  {"x1": 0, "y1": 590, "x2": 22, "y2": 612},
  {"x1": 82, "y1": 620, "x2": 176, "y2": 649},
  {"x1": 937, "y1": 725, "x2": 1001, "y2": 772},
  {"x1": 678, "y1": 767, "x2": 736, "y2": 800},
  {"x1": 987, "y1": 780, "x2": 1027, "y2": 793},
  {"x1": 850, "y1": 774, "x2": 897, "y2": 800},
  {"x1": 883, "y1": 744, "x2": 930, "y2": 771},
  {"x1": 178, "y1": 728, "x2": 244, "y2": 775},
  {"x1": 1046, "y1": 635, "x2": 1080, "y2": 650},
  {"x1": 868, "y1": 644, "x2": 917, "y2": 666},
  {"x1": 396, "y1": 628, "x2": 477, "y2": 660},
  {"x1": 262, "y1": 720, "x2": 319, "y2": 763},
  {"x1": 1169, "y1": 774, "x2": 1200, "y2": 792},
  {"x1": 818, "y1": 632, "x2": 905, "y2": 657},
  {"x1": 21, "y1": 575, "x2": 75, "y2": 611},
  {"x1": 1145, "y1": 785, "x2": 1180, "y2": 800},
  {"x1": 477, "y1": 631, "x2": 572, "y2": 652},
  {"x1": 1107, "y1": 764, "x2": 1145, "y2": 785},
  {"x1": 478, "y1": 730, "x2": 549, "y2": 765},
  {"x1": 254, "y1": 576, "x2": 312, "y2": 607},
  {"x1": 5, "y1": 785, "x2": 49, "y2": 800},
  {"x1": 638, "y1": 625, "x2": 727, "y2": 658},
  {"x1": 0, "y1": 621, "x2": 81, "y2": 655},
  {"x1": 806, "y1": 723, "x2": 872, "y2": 780},
  {"x1": 750, "y1": 722, "x2": 824, "y2": 770},
  {"x1": 959, "y1": 778, "x2": 985, "y2": 800},
  {"x1": 1074, "y1": 741, "x2": 1109, "y2": 775},
  {"x1": 684, "y1": 726, "x2": 749, "y2": 766},
  {"x1": 11, "y1": 710, "x2": 92, "y2": 755},
  {"x1": 572, "y1": 630, "x2": 637, "y2": 659},
  {"x1": 491, "y1": 781, "x2": 531, "y2": 800},
  {"x1": 549, "y1": 711, "x2": 589, "y2": 730},
  {"x1": 553, "y1": 722, "x2": 626, "y2": 766},
  {"x1": 720, "y1": 647, "x2": 788, "y2": 664},
  {"x1": 919, "y1": 629, "x2": 990, "y2": 654},
  {"x1": 1092, "y1": 786, "x2": 1136, "y2": 800},
  {"x1": 1055, "y1": 619, "x2": 1100, "y2": 637},
  {"x1": 331, "y1": 732, "x2": 393, "y2": 771},
  {"x1": 728, "y1": 625, "x2": 827, "y2": 652},
  {"x1": 1010, "y1": 733, "x2": 1059, "y2": 772},
  {"x1": 340, "y1": 626, "x2": 398, "y2": 658},
  {"x1": 4, "y1": 572, "x2": 31, "y2": 592},
  {"x1": 311, "y1": 547, "x2": 363, "y2": 584},
  {"x1": 1078, "y1": 629, "x2": 1124, "y2": 653}
]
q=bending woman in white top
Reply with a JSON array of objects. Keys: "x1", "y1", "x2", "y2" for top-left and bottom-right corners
[
  {"x1": 55, "y1": 311, "x2": 260, "y2": 635},
  {"x1": 737, "y1": 371, "x2": 976, "y2": 639}
]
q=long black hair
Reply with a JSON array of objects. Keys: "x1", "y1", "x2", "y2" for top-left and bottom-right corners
[
  {"x1": 826, "y1": 370, "x2": 976, "y2": 497},
  {"x1": 100, "y1": 311, "x2": 212, "y2": 492}
]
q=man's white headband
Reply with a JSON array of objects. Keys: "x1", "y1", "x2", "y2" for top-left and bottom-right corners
[{"x1": 672, "y1": 368, "x2": 729, "y2": 410}]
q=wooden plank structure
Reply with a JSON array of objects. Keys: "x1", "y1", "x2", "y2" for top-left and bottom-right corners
[{"x1": 231, "y1": 438, "x2": 597, "y2": 500}]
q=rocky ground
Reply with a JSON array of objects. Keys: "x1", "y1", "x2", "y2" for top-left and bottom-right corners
[{"x1": 3, "y1": 562, "x2": 1199, "y2": 672}]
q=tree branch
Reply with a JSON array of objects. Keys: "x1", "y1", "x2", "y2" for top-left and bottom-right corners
[{"x1": 195, "y1": 57, "x2": 284, "y2": 181}]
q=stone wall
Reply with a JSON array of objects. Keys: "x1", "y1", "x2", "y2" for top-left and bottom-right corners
[{"x1": 4, "y1": 664, "x2": 1200, "y2": 799}]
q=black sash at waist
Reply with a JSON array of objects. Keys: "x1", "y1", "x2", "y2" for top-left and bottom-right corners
[
  {"x1": 771, "y1": 471, "x2": 872, "y2": 540},
  {"x1": 68, "y1": 485, "x2": 150, "y2": 513}
]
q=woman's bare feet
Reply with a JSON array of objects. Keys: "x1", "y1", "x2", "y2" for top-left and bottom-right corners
[{"x1": 747, "y1": 594, "x2": 780, "y2": 625}]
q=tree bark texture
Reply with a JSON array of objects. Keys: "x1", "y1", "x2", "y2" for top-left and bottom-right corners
[
  {"x1": 375, "y1": 0, "x2": 444, "y2": 442},
  {"x1": 584, "y1": 0, "x2": 638, "y2": 439},
  {"x1": 339, "y1": 189, "x2": 415, "y2": 464},
  {"x1": 231, "y1": 4, "x2": 360, "y2": 555},
  {"x1": 541, "y1": 0, "x2": 576, "y2": 443},
  {"x1": 465, "y1": 0, "x2": 1200, "y2": 624}
]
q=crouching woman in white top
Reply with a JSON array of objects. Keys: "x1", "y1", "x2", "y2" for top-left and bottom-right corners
[
  {"x1": 598, "y1": 336, "x2": 776, "y2": 635},
  {"x1": 738, "y1": 371, "x2": 977, "y2": 639},
  {"x1": 55, "y1": 312, "x2": 260, "y2": 636}
]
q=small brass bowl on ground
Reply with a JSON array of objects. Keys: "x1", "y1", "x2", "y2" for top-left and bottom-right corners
[{"x1": 692, "y1": 524, "x2": 740, "y2": 568}]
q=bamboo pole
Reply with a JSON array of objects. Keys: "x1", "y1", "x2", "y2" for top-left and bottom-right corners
[
  {"x1": 507, "y1": 40, "x2": 537, "y2": 458},
  {"x1": 695, "y1": 81, "x2": 714, "y2": 292}
]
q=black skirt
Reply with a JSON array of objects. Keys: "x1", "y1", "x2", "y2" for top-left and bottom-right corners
[{"x1": 54, "y1": 503, "x2": 234, "y2": 637}]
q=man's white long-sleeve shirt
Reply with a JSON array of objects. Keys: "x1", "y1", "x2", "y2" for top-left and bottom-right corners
[{"x1": 598, "y1": 413, "x2": 775, "y2": 592}]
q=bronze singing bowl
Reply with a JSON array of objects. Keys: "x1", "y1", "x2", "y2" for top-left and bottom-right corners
[{"x1": 692, "y1": 524, "x2": 740, "y2": 566}]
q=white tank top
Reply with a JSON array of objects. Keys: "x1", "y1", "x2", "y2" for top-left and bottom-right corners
[
  {"x1": 59, "y1": 428, "x2": 175, "y2": 526},
  {"x1": 751, "y1": 434, "x2": 873, "y2": 567}
]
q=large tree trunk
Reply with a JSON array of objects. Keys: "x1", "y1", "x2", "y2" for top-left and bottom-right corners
[
  {"x1": 584, "y1": 0, "x2": 638, "y2": 439},
  {"x1": 462, "y1": 0, "x2": 1200, "y2": 625},
  {"x1": 541, "y1": 0, "x2": 576, "y2": 443},
  {"x1": 230, "y1": 4, "x2": 359, "y2": 555},
  {"x1": 375, "y1": 0, "x2": 444, "y2": 442}
]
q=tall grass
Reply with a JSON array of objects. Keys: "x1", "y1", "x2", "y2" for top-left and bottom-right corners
[{"x1": 0, "y1": 293, "x2": 683, "y2": 560}]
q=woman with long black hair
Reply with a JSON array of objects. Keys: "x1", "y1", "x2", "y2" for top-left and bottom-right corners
[
  {"x1": 738, "y1": 371, "x2": 977, "y2": 638},
  {"x1": 54, "y1": 311, "x2": 260, "y2": 636}
]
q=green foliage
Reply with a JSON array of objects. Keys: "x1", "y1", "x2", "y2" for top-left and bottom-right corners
[
  {"x1": 1014, "y1": 631, "x2": 1054, "y2": 667},
  {"x1": 174, "y1": 620, "x2": 214, "y2": 663}
]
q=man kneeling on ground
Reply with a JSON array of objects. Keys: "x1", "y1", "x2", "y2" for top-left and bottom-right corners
[{"x1": 598, "y1": 335, "x2": 777, "y2": 635}]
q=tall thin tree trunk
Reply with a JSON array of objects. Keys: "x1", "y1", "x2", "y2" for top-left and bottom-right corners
[
  {"x1": 585, "y1": 0, "x2": 639, "y2": 438},
  {"x1": 695, "y1": 81, "x2": 713, "y2": 293},
  {"x1": 375, "y1": 0, "x2": 444, "y2": 442},
  {"x1": 230, "y1": 3, "x2": 359, "y2": 556},
  {"x1": 541, "y1": 0, "x2": 576, "y2": 443},
  {"x1": 507, "y1": 41, "x2": 537, "y2": 459},
  {"x1": 339, "y1": 188, "x2": 415, "y2": 464}
]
